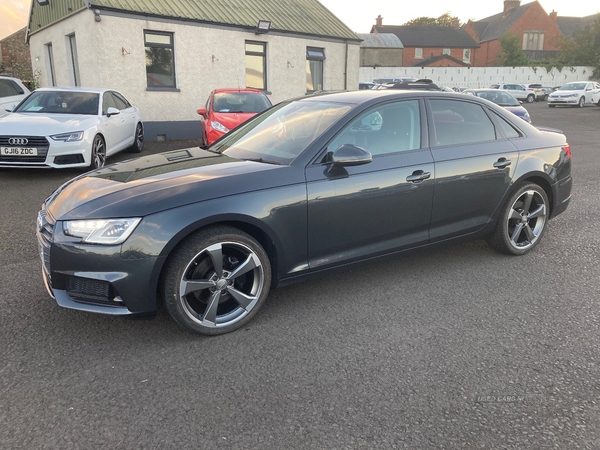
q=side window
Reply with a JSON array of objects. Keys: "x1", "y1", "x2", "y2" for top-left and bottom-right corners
[
  {"x1": 306, "y1": 47, "x2": 325, "y2": 93},
  {"x1": 491, "y1": 112, "x2": 522, "y2": 139},
  {"x1": 326, "y1": 100, "x2": 421, "y2": 159},
  {"x1": 0, "y1": 79, "x2": 24, "y2": 98},
  {"x1": 110, "y1": 92, "x2": 129, "y2": 110},
  {"x1": 430, "y1": 99, "x2": 496, "y2": 146},
  {"x1": 102, "y1": 92, "x2": 117, "y2": 115},
  {"x1": 246, "y1": 41, "x2": 267, "y2": 90}
]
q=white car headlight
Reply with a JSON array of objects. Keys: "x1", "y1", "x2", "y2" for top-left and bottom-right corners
[
  {"x1": 210, "y1": 121, "x2": 230, "y2": 133},
  {"x1": 51, "y1": 131, "x2": 84, "y2": 142},
  {"x1": 63, "y1": 218, "x2": 141, "y2": 244}
]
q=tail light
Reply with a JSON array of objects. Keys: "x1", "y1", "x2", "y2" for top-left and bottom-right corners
[{"x1": 563, "y1": 144, "x2": 571, "y2": 159}]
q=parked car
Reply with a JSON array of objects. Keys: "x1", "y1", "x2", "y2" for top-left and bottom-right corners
[
  {"x1": 521, "y1": 83, "x2": 546, "y2": 101},
  {"x1": 440, "y1": 86, "x2": 456, "y2": 92},
  {"x1": 540, "y1": 87, "x2": 556, "y2": 100},
  {"x1": 359, "y1": 81, "x2": 375, "y2": 90},
  {"x1": 0, "y1": 87, "x2": 143, "y2": 169},
  {"x1": 197, "y1": 88, "x2": 272, "y2": 147},
  {"x1": 592, "y1": 90, "x2": 600, "y2": 107},
  {"x1": 452, "y1": 87, "x2": 468, "y2": 92},
  {"x1": 37, "y1": 90, "x2": 572, "y2": 336},
  {"x1": 383, "y1": 81, "x2": 441, "y2": 91},
  {"x1": 490, "y1": 83, "x2": 536, "y2": 103},
  {"x1": 547, "y1": 81, "x2": 600, "y2": 108},
  {"x1": 0, "y1": 75, "x2": 30, "y2": 118},
  {"x1": 463, "y1": 88, "x2": 531, "y2": 123}
]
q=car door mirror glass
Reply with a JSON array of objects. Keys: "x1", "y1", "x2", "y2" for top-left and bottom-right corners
[{"x1": 106, "y1": 107, "x2": 120, "y2": 117}]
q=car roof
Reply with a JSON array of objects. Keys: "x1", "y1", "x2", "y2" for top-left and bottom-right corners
[
  {"x1": 297, "y1": 89, "x2": 472, "y2": 105},
  {"x1": 212, "y1": 88, "x2": 267, "y2": 94},
  {"x1": 35, "y1": 86, "x2": 111, "y2": 94}
]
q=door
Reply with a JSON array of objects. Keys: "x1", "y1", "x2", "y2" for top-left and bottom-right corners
[
  {"x1": 427, "y1": 98, "x2": 519, "y2": 241},
  {"x1": 101, "y1": 92, "x2": 129, "y2": 153},
  {"x1": 110, "y1": 91, "x2": 137, "y2": 149},
  {"x1": 306, "y1": 99, "x2": 435, "y2": 270}
]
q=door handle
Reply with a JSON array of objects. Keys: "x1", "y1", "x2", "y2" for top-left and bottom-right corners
[
  {"x1": 406, "y1": 170, "x2": 431, "y2": 183},
  {"x1": 493, "y1": 158, "x2": 511, "y2": 169}
]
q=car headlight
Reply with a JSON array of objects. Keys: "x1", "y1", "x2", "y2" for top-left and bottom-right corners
[
  {"x1": 63, "y1": 218, "x2": 141, "y2": 244},
  {"x1": 524, "y1": 112, "x2": 530, "y2": 120},
  {"x1": 210, "y1": 121, "x2": 230, "y2": 133},
  {"x1": 50, "y1": 131, "x2": 84, "y2": 142},
  {"x1": 566, "y1": 94, "x2": 577, "y2": 98}
]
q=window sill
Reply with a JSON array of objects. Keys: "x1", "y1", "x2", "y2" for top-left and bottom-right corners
[{"x1": 146, "y1": 87, "x2": 181, "y2": 92}]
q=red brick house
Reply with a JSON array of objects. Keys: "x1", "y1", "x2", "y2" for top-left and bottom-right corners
[
  {"x1": 464, "y1": 0, "x2": 563, "y2": 66},
  {"x1": 0, "y1": 28, "x2": 33, "y2": 84},
  {"x1": 371, "y1": 16, "x2": 479, "y2": 67}
]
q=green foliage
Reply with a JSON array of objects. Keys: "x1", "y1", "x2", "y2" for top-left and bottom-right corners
[
  {"x1": 497, "y1": 33, "x2": 528, "y2": 66},
  {"x1": 554, "y1": 16, "x2": 600, "y2": 79},
  {"x1": 404, "y1": 13, "x2": 460, "y2": 27}
]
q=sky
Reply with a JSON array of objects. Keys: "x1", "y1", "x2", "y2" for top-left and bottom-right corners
[{"x1": 1, "y1": 0, "x2": 599, "y2": 40}]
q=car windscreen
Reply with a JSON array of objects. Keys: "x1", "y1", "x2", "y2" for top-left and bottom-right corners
[
  {"x1": 212, "y1": 92, "x2": 272, "y2": 113},
  {"x1": 15, "y1": 91, "x2": 100, "y2": 115},
  {"x1": 213, "y1": 100, "x2": 353, "y2": 165},
  {"x1": 560, "y1": 83, "x2": 586, "y2": 91}
]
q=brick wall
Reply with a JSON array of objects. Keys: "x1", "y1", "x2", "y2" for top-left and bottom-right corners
[{"x1": 0, "y1": 28, "x2": 33, "y2": 84}]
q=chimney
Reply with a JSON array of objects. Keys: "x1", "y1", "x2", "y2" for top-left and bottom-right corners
[
  {"x1": 451, "y1": 18, "x2": 460, "y2": 27},
  {"x1": 503, "y1": 0, "x2": 520, "y2": 15},
  {"x1": 549, "y1": 10, "x2": 558, "y2": 23},
  {"x1": 375, "y1": 15, "x2": 383, "y2": 27}
]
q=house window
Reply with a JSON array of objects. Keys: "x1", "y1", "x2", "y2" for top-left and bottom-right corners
[
  {"x1": 246, "y1": 41, "x2": 267, "y2": 90},
  {"x1": 144, "y1": 31, "x2": 176, "y2": 89},
  {"x1": 463, "y1": 48, "x2": 471, "y2": 63},
  {"x1": 45, "y1": 43, "x2": 56, "y2": 86},
  {"x1": 442, "y1": 48, "x2": 451, "y2": 55},
  {"x1": 415, "y1": 48, "x2": 423, "y2": 59},
  {"x1": 67, "y1": 34, "x2": 80, "y2": 86},
  {"x1": 306, "y1": 47, "x2": 325, "y2": 93},
  {"x1": 522, "y1": 31, "x2": 545, "y2": 50}
]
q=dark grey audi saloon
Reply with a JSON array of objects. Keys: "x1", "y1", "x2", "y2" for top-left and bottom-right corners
[{"x1": 37, "y1": 90, "x2": 572, "y2": 335}]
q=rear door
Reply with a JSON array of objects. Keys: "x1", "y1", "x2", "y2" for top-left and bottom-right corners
[{"x1": 427, "y1": 98, "x2": 519, "y2": 241}]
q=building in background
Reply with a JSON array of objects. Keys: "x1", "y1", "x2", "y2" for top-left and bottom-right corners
[{"x1": 0, "y1": 28, "x2": 33, "y2": 87}]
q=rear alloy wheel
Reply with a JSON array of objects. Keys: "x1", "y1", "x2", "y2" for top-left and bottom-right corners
[
  {"x1": 163, "y1": 226, "x2": 271, "y2": 335},
  {"x1": 486, "y1": 182, "x2": 549, "y2": 256},
  {"x1": 129, "y1": 123, "x2": 144, "y2": 153},
  {"x1": 526, "y1": 94, "x2": 535, "y2": 103},
  {"x1": 578, "y1": 96, "x2": 585, "y2": 108},
  {"x1": 90, "y1": 135, "x2": 106, "y2": 169}
]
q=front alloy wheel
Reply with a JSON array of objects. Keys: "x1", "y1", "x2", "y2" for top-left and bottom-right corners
[
  {"x1": 578, "y1": 97, "x2": 585, "y2": 108},
  {"x1": 90, "y1": 135, "x2": 106, "y2": 169},
  {"x1": 163, "y1": 226, "x2": 271, "y2": 335},
  {"x1": 486, "y1": 182, "x2": 549, "y2": 255},
  {"x1": 527, "y1": 94, "x2": 535, "y2": 103}
]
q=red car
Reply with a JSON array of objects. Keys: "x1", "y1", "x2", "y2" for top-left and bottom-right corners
[{"x1": 197, "y1": 88, "x2": 272, "y2": 147}]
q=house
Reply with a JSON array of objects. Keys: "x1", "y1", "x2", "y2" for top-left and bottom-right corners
[
  {"x1": 357, "y1": 33, "x2": 403, "y2": 68},
  {"x1": 26, "y1": 0, "x2": 361, "y2": 140},
  {"x1": 465, "y1": 0, "x2": 564, "y2": 66},
  {"x1": 0, "y1": 28, "x2": 33, "y2": 85},
  {"x1": 370, "y1": 16, "x2": 479, "y2": 67}
]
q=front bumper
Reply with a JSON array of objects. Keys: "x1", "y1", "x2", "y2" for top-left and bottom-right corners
[
  {"x1": 0, "y1": 135, "x2": 91, "y2": 169},
  {"x1": 548, "y1": 97, "x2": 579, "y2": 106}
]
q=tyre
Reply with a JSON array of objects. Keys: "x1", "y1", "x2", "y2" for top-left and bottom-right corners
[
  {"x1": 486, "y1": 182, "x2": 549, "y2": 256},
  {"x1": 89, "y1": 135, "x2": 106, "y2": 169},
  {"x1": 162, "y1": 226, "x2": 272, "y2": 335},
  {"x1": 578, "y1": 96, "x2": 585, "y2": 108},
  {"x1": 128, "y1": 123, "x2": 144, "y2": 153},
  {"x1": 526, "y1": 94, "x2": 535, "y2": 103}
]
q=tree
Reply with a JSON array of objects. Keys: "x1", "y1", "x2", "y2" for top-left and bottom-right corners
[
  {"x1": 404, "y1": 13, "x2": 460, "y2": 27},
  {"x1": 497, "y1": 33, "x2": 528, "y2": 66},
  {"x1": 554, "y1": 16, "x2": 600, "y2": 78}
]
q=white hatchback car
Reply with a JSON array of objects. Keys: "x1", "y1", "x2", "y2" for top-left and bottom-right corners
[
  {"x1": 547, "y1": 81, "x2": 600, "y2": 108},
  {"x1": 0, "y1": 76, "x2": 30, "y2": 118},
  {"x1": 0, "y1": 87, "x2": 143, "y2": 169}
]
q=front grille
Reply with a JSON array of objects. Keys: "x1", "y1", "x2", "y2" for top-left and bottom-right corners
[
  {"x1": 0, "y1": 135, "x2": 50, "y2": 163},
  {"x1": 66, "y1": 276, "x2": 113, "y2": 304},
  {"x1": 37, "y1": 209, "x2": 55, "y2": 281}
]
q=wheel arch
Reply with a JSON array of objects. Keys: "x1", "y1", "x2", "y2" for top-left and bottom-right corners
[{"x1": 511, "y1": 173, "x2": 554, "y2": 216}]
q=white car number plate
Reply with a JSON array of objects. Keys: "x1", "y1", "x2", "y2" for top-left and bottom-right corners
[{"x1": 1, "y1": 147, "x2": 38, "y2": 156}]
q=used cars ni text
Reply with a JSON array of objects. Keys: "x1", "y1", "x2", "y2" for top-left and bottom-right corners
[
  {"x1": 0, "y1": 87, "x2": 143, "y2": 169},
  {"x1": 197, "y1": 88, "x2": 272, "y2": 147},
  {"x1": 37, "y1": 90, "x2": 572, "y2": 335}
]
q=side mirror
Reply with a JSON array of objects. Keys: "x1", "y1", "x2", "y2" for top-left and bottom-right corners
[
  {"x1": 106, "y1": 107, "x2": 120, "y2": 117},
  {"x1": 330, "y1": 144, "x2": 372, "y2": 167},
  {"x1": 197, "y1": 108, "x2": 207, "y2": 116},
  {"x1": 4, "y1": 104, "x2": 16, "y2": 112}
]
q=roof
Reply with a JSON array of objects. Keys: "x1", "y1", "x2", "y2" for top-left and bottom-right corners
[
  {"x1": 29, "y1": 0, "x2": 360, "y2": 42},
  {"x1": 469, "y1": 2, "x2": 534, "y2": 43},
  {"x1": 556, "y1": 14, "x2": 600, "y2": 37},
  {"x1": 371, "y1": 26, "x2": 479, "y2": 48},
  {"x1": 409, "y1": 54, "x2": 470, "y2": 67},
  {"x1": 357, "y1": 33, "x2": 403, "y2": 49},
  {"x1": 36, "y1": 86, "x2": 111, "y2": 93}
]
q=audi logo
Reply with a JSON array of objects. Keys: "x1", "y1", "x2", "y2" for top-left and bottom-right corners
[{"x1": 8, "y1": 137, "x2": 29, "y2": 146}]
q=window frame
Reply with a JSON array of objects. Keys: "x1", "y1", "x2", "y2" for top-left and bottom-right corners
[
  {"x1": 45, "y1": 43, "x2": 56, "y2": 87},
  {"x1": 463, "y1": 48, "x2": 471, "y2": 63},
  {"x1": 66, "y1": 33, "x2": 80, "y2": 86},
  {"x1": 245, "y1": 41, "x2": 267, "y2": 91},
  {"x1": 306, "y1": 47, "x2": 325, "y2": 94},
  {"x1": 415, "y1": 48, "x2": 423, "y2": 59},
  {"x1": 144, "y1": 30, "x2": 178, "y2": 91}
]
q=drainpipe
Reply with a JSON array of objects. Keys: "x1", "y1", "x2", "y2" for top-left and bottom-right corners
[{"x1": 344, "y1": 40, "x2": 348, "y2": 90}]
